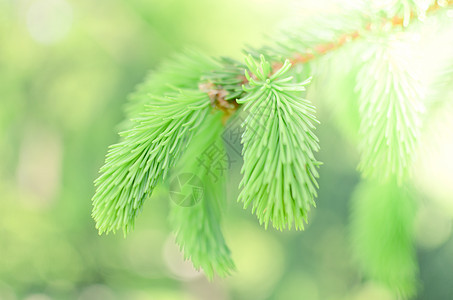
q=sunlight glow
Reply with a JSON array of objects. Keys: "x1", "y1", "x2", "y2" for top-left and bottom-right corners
[{"x1": 26, "y1": 0, "x2": 73, "y2": 45}]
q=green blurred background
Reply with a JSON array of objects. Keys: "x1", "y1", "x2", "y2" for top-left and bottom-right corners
[{"x1": 1, "y1": 0, "x2": 453, "y2": 299}]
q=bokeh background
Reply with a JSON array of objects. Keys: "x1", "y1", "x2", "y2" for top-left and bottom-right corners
[{"x1": 1, "y1": 0, "x2": 453, "y2": 299}]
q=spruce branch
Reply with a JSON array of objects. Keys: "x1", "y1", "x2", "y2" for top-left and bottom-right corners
[
  {"x1": 350, "y1": 179, "x2": 418, "y2": 298},
  {"x1": 170, "y1": 111, "x2": 235, "y2": 279},
  {"x1": 237, "y1": 55, "x2": 320, "y2": 230},
  {"x1": 91, "y1": 0, "x2": 453, "y2": 237},
  {"x1": 90, "y1": 0, "x2": 453, "y2": 288},
  {"x1": 355, "y1": 39, "x2": 425, "y2": 182},
  {"x1": 92, "y1": 88, "x2": 211, "y2": 235}
]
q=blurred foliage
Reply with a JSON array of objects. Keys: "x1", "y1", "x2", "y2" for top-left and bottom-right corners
[{"x1": 1, "y1": 0, "x2": 453, "y2": 299}]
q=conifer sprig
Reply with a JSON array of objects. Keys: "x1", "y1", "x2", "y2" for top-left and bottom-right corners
[
  {"x1": 350, "y1": 179, "x2": 418, "y2": 298},
  {"x1": 92, "y1": 89, "x2": 211, "y2": 235},
  {"x1": 355, "y1": 40, "x2": 425, "y2": 182},
  {"x1": 170, "y1": 111, "x2": 235, "y2": 278},
  {"x1": 237, "y1": 55, "x2": 320, "y2": 230},
  {"x1": 90, "y1": 0, "x2": 453, "y2": 290}
]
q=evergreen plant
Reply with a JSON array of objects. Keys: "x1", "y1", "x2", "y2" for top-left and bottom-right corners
[{"x1": 92, "y1": 1, "x2": 453, "y2": 298}]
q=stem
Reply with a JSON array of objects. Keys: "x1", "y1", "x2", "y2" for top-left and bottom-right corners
[{"x1": 206, "y1": 0, "x2": 453, "y2": 121}]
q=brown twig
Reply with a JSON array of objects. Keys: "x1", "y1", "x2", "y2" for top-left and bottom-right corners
[
  {"x1": 199, "y1": 82, "x2": 239, "y2": 124},
  {"x1": 206, "y1": 0, "x2": 453, "y2": 120}
]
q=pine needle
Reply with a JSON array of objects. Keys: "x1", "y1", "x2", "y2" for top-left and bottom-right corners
[
  {"x1": 350, "y1": 178, "x2": 418, "y2": 299},
  {"x1": 170, "y1": 111, "x2": 235, "y2": 279},
  {"x1": 355, "y1": 39, "x2": 425, "y2": 182},
  {"x1": 237, "y1": 55, "x2": 321, "y2": 230},
  {"x1": 92, "y1": 89, "x2": 211, "y2": 235}
]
